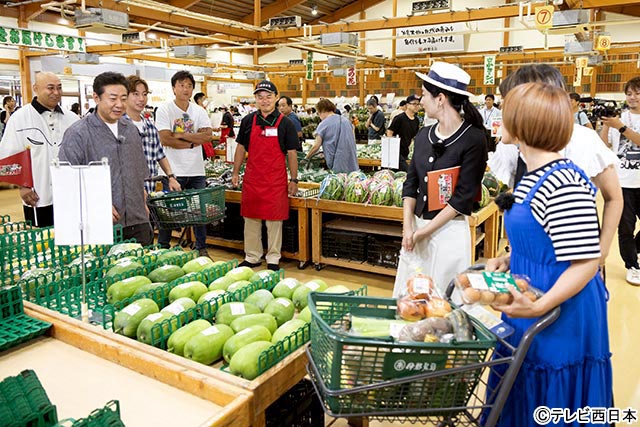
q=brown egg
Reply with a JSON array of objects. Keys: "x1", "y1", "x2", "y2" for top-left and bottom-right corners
[
  {"x1": 463, "y1": 287, "x2": 481, "y2": 303},
  {"x1": 523, "y1": 291, "x2": 537, "y2": 302},
  {"x1": 494, "y1": 292, "x2": 512, "y2": 305},
  {"x1": 479, "y1": 291, "x2": 496, "y2": 304},
  {"x1": 456, "y1": 273, "x2": 471, "y2": 289},
  {"x1": 514, "y1": 278, "x2": 529, "y2": 292}
]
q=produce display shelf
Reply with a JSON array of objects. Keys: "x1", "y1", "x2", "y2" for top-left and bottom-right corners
[
  {"x1": 310, "y1": 199, "x2": 500, "y2": 272},
  {"x1": 22, "y1": 303, "x2": 252, "y2": 427},
  {"x1": 357, "y1": 158, "x2": 381, "y2": 168}
]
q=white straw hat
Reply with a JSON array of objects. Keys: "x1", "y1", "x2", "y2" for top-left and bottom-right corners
[{"x1": 416, "y1": 61, "x2": 473, "y2": 98}]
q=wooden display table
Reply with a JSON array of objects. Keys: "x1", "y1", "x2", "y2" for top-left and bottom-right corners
[
  {"x1": 468, "y1": 201, "x2": 499, "y2": 261},
  {"x1": 310, "y1": 199, "x2": 500, "y2": 275},
  {"x1": 24, "y1": 303, "x2": 310, "y2": 427},
  {"x1": 22, "y1": 303, "x2": 251, "y2": 427},
  {"x1": 357, "y1": 158, "x2": 381, "y2": 168},
  {"x1": 205, "y1": 188, "x2": 313, "y2": 268}
]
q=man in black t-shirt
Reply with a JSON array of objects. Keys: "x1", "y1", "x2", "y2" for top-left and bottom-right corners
[{"x1": 387, "y1": 94, "x2": 421, "y2": 171}]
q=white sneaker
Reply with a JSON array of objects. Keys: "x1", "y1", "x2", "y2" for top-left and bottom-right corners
[{"x1": 626, "y1": 268, "x2": 640, "y2": 286}]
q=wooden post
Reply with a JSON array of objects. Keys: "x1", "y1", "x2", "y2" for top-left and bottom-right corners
[
  {"x1": 18, "y1": 6, "x2": 32, "y2": 102},
  {"x1": 391, "y1": 0, "x2": 397, "y2": 60},
  {"x1": 253, "y1": 0, "x2": 260, "y2": 65},
  {"x1": 359, "y1": 10, "x2": 366, "y2": 106}
]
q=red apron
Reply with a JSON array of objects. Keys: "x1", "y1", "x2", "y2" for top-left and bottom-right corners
[
  {"x1": 219, "y1": 127, "x2": 231, "y2": 146},
  {"x1": 241, "y1": 113, "x2": 289, "y2": 221}
]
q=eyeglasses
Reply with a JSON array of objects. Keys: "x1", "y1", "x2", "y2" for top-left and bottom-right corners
[{"x1": 408, "y1": 102, "x2": 420, "y2": 106}]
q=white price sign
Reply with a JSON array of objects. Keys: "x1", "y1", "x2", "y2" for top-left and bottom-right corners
[{"x1": 396, "y1": 23, "x2": 465, "y2": 55}]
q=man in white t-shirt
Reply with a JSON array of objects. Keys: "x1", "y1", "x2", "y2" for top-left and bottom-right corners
[
  {"x1": 601, "y1": 77, "x2": 640, "y2": 285},
  {"x1": 155, "y1": 70, "x2": 212, "y2": 257}
]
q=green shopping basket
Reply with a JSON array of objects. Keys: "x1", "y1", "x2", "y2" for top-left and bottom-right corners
[
  {"x1": 306, "y1": 293, "x2": 496, "y2": 420},
  {"x1": 147, "y1": 186, "x2": 225, "y2": 229}
]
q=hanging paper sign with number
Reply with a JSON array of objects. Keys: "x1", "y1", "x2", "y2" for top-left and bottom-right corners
[
  {"x1": 347, "y1": 67, "x2": 356, "y2": 86},
  {"x1": 595, "y1": 35, "x2": 612, "y2": 52},
  {"x1": 0, "y1": 26, "x2": 85, "y2": 52},
  {"x1": 534, "y1": 6, "x2": 554, "y2": 31},
  {"x1": 484, "y1": 55, "x2": 496, "y2": 85}
]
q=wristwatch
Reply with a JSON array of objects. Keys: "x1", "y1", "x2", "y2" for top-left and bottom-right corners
[
  {"x1": 168, "y1": 174, "x2": 177, "y2": 179},
  {"x1": 290, "y1": 178, "x2": 299, "y2": 184},
  {"x1": 619, "y1": 126, "x2": 628, "y2": 134}
]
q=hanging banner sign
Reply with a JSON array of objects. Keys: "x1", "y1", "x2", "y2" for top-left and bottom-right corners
[
  {"x1": 573, "y1": 68, "x2": 582, "y2": 87},
  {"x1": 575, "y1": 57, "x2": 588, "y2": 69},
  {"x1": 0, "y1": 26, "x2": 85, "y2": 52},
  {"x1": 306, "y1": 51, "x2": 314, "y2": 81},
  {"x1": 396, "y1": 22, "x2": 465, "y2": 55},
  {"x1": 346, "y1": 67, "x2": 357, "y2": 86},
  {"x1": 484, "y1": 55, "x2": 496, "y2": 85}
]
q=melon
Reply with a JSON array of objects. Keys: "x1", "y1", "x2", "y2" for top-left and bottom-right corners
[
  {"x1": 369, "y1": 181, "x2": 394, "y2": 206},
  {"x1": 478, "y1": 184, "x2": 491, "y2": 208},
  {"x1": 319, "y1": 174, "x2": 344, "y2": 200},
  {"x1": 482, "y1": 171, "x2": 500, "y2": 197},
  {"x1": 344, "y1": 180, "x2": 368, "y2": 204}
]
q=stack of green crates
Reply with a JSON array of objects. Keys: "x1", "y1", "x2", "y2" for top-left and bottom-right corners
[
  {"x1": 54, "y1": 401, "x2": 124, "y2": 427},
  {"x1": 0, "y1": 286, "x2": 51, "y2": 352},
  {"x1": 0, "y1": 369, "x2": 58, "y2": 427}
]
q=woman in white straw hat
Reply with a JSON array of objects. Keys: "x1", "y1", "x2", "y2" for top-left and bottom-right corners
[{"x1": 394, "y1": 61, "x2": 487, "y2": 298}]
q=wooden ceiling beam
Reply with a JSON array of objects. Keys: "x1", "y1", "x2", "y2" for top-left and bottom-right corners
[
  {"x1": 167, "y1": 0, "x2": 202, "y2": 10},
  {"x1": 119, "y1": 53, "x2": 260, "y2": 71},
  {"x1": 260, "y1": 0, "x2": 640, "y2": 41},
  {"x1": 565, "y1": 0, "x2": 640, "y2": 7},
  {"x1": 264, "y1": 2, "x2": 548, "y2": 40},
  {"x1": 241, "y1": 0, "x2": 307, "y2": 25},
  {"x1": 21, "y1": 2, "x2": 47, "y2": 21},
  {"x1": 77, "y1": 0, "x2": 255, "y2": 39},
  {"x1": 86, "y1": 36, "x2": 225, "y2": 54},
  {"x1": 599, "y1": 6, "x2": 640, "y2": 17},
  {"x1": 309, "y1": 0, "x2": 386, "y2": 25}
]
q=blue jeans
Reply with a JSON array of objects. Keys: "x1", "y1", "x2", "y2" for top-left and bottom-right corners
[{"x1": 158, "y1": 175, "x2": 207, "y2": 250}]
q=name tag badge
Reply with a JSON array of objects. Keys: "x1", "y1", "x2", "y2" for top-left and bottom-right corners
[{"x1": 265, "y1": 127, "x2": 278, "y2": 137}]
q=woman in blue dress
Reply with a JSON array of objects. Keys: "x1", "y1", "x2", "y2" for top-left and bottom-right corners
[{"x1": 486, "y1": 82, "x2": 612, "y2": 426}]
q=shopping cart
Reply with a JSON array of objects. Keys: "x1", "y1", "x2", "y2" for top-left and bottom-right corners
[
  {"x1": 305, "y1": 266, "x2": 561, "y2": 426},
  {"x1": 147, "y1": 183, "x2": 225, "y2": 249}
]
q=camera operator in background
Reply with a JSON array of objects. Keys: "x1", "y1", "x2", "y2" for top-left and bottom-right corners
[
  {"x1": 600, "y1": 77, "x2": 640, "y2": 285},
  {"x1": 569, "y1": 92, "x2": 593, "y2": 129}
]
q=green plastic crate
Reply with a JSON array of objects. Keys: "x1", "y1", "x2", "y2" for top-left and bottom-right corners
[
  {"x1": 18, "y1": 246, "x2": 154, "y2": 304},
  {"x1": 307, "y1": 293, "x2": 496, "y2": 418},
  {"x1": 0, "y1": 287, "x2": 52, "y2": 353},
  {"x1": 54, "y1": 400, "x2": 123, "y2": 427},
  {"x1": 1, "y1": 226, "x2": 124, "y2": 287},
  {"x1": 0, "y1": 370, "x2": 58, "y2": 427},
  {"x1": 29, "y1": 249, "x2": 197, "y2": 318}
]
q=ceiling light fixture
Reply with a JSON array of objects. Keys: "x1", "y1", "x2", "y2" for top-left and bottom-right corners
[{"x1": 311, "y1": 5, "x2": 318, "y2": 16}]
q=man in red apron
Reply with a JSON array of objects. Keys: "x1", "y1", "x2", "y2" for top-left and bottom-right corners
[{"x1": 231, "y1": 81, "x2": 300, "y2": 271}]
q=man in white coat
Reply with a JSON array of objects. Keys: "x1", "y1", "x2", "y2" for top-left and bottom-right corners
[{"x1": 0, "y1": 72, "x2": 78, "y2": 226}]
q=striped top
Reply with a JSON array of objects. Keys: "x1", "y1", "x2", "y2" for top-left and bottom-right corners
[{"x1": 513, "y1": 159, "x2": 601, "y2": 262}]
